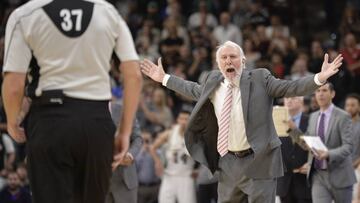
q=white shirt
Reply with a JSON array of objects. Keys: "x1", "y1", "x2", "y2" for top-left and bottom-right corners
[
  {"x1": 0, "y1": 134, "x2": 15, "y2": 154},
  {"x1": 3, "y1": 0, "x2": 138, "y2": 100},
  {"x1": 210, "y1": 75, "x2": 250, "y2": 151}
]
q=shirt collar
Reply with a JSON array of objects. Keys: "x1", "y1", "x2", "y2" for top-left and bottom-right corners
[
  {"x1": 320, "y1": 103, "x2": 334, "y2": 116},
  {"x1": 292, "y1": 112, "x2": 302, "y2": 121}
]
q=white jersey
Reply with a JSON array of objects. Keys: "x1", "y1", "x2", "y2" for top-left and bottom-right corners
[
  {"x1": 164, "y1": 124, "x2": 195, "y2": 176},
  {"x1": 3, "y1": 0, "x2": 138, "y2": 100}
]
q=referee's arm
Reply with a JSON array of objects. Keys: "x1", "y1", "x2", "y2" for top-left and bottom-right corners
[
  {"x1": 2, "y1": 72, "x2": 27, "y2": 143},
  {"x1": 115, "y1": 60, "x2": 142, "y2": 157}
]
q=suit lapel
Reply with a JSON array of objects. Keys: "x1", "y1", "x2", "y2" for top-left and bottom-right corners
[
  {"x1": 196, "y1": 73, "x2": 223, "y2": 109},
  {"x1": 240, "y1": 70, "x2": 251, "y2": 127},
  {"x1": 309, "y1": 111, "x2": 320, "y2": 139},
  {"x1": 187, "y1": 72, "x2": 223, "y2": 127}
]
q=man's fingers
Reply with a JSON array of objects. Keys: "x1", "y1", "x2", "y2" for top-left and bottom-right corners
[
  {"x1": 332, "y1": 54, "x2": 343, "y2": 64},
  {"x1": 111, "y1": 160, "x2": 121, "y2": 171},
  {"x1": 323, "y1": 53, "x2": 329, "y2": 64},
  {"x1": 157, "y1": 57, "x2": 162, "y2": 68},
  {"x1": 140, "y1": 61, "x2": 151, "y2": 71},
  {"x1": 143, "y1": 59, "x2": 156, "y2": 68}
]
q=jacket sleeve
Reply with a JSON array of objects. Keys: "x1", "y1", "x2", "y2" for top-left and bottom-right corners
[
  {"x1": 263, "y1": 69, "x2": 320, "y2": 98},
  {"x1": 166, "y1": 72, "x2": 212, "y2": 101},
  {"x1": 327, "y1": 113, "x2": 353, "y2": 165}
]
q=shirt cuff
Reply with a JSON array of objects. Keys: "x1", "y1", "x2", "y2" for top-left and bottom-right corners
[
  {"x1": 314, "y1": 74, "x2": 325, "y2": 86},
  {"x1": 162, "y1": 74, "x2": 170, "y2": 86}
]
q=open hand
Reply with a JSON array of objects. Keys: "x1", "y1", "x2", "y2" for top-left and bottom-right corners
[
  {"x1": 318, "y1": 54, "x2": 343, "y2": 83},
  {"x1": 140, "y1": 58, "x2": 166, "y2": 83}
]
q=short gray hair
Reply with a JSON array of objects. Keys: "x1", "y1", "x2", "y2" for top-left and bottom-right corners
[{"x1": 215, "y1": 41, "x2": 246, "y2": 63}]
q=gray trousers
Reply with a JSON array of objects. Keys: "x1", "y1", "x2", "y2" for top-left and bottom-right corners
[
  {"x1": 218, "y1": 153, "x2": 276, "y2": 203},
  {"x1": 105, "y1": 169, "x2": 137, "y2": 203},
  {"x1": 311, "y1": 170, "x2": 353, "y2": 203}
]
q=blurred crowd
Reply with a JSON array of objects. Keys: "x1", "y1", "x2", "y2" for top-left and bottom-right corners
[{"x1": 0, "y1": 0, "x2": 359, "y2": 203}]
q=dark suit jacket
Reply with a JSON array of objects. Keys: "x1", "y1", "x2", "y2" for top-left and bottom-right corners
[
  {"x1": 166, "y1": 69, "x2": 320, "y2": 179},
  {"x1": 277, "y1": 113, "x2": 312, "y2": 199}
]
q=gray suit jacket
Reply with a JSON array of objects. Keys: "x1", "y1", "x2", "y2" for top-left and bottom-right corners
[
  {"x1": 109, "y1": 102, "x2": 143, "y2": 190},
  {"x1": 166, "y1": 69, "x2": 319, "y2": 179},
  {"x1": 290, "y1": 106, "x2": 356, "y2": 188}
]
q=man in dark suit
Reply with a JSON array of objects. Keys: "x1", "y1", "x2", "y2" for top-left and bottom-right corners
[
  {"x1": 290, "y1": 83, "x2": 356, "y2": 203},
  {"x1": 141, "y1": 41, "x2": 343, "y2": 203},
  {"x1": 277, "y1": 96, "x2": 312, "y2": 203}
]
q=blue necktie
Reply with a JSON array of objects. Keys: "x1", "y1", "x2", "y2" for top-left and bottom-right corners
[{"x1": 314, "y1": 113, "x2": 326, "y2": 169}]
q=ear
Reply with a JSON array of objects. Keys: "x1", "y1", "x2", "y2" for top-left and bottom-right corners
[{"x1": 331, "y1": 91, "x2": 336, "y2": 99}]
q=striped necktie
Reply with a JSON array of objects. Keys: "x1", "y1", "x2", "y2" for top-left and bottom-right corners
[{"x1": 217, "y1": 83, "x2": 234, "y2": 157}]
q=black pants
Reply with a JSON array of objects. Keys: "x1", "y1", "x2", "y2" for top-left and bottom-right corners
[{"x1": 26, "y1": 98, "x2": 115, "y2": 203}]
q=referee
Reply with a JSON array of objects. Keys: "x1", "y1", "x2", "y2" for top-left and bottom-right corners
[{"x1": 1, "y1": 0, "x2": 142, "y2": 203}]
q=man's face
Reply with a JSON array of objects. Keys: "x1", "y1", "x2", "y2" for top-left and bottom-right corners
[
  {"x1": 217, "y1": 46, "x2": 242, "y2": 82},
  {"x1": 7, "y1": 173, "x2": 21, "y2": 190},
  {"x1": 284, "y1": 97, "x2": 303, "y2": 112},
  {"x1": 315, "y1": 84, "x2": 335, "y2": 108},
  {"x1": 177, "y1": 112, "x2": 190, "y2": 129},
  {"x1": 345, "y1": 97, "x2": 360, "y2": 117}
]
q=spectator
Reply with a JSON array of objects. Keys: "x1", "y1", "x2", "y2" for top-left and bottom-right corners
[
  {"x1": 15, "y1": 163, "x2": 28, "y2": 190},
  {"x1": 339, "y1": 6, "x2": 360, "y2": 39},
  {"x1": 244, "y1": 1, "x2": 269, "y2": 29},
  {"x1": 213, "y1": 11, "x2": 242, "y2": 46},
  {"x1": 277, "y1": 96, "x2": 312, "y2": 203},
  {"x1": 308, "y1": 40, "x2": 325, "y2": 73},
  {"x1": 0, "y1": 133, "x2": 15, "y2": 176},
  {"x1": 0, "y1": 171, "x2": 31, "y2": 203},
  {"x1": 340, "y1": 33, "x2": 360, "y2": 94},
  {"x1": 287, "y1": 58, "x2": 313, "y2": 80},
  {"x1": 228, "y1": 0, "x2": 251, "y2": 29},
  {"x1": 136, "y1": 131, "x2": 160, "y2": 203},
  {"x1": 266, "y1": 15, "x2": 289, "y2": 39},
  {"x1": 140, "y1": 87, "x2": 174, "y2": 134},
  {"x1": 187, "y1": 0, "x2": 217, "y2": 30},
  {"x1": 270, "y1": 52, "x2": 285, "y2": 78},
  {"x1": 243, "y1": 38, "x2": 261, "y2": 70},
  {"x1": 344, "y1": 93, "x2": 360, "y2": 162}
]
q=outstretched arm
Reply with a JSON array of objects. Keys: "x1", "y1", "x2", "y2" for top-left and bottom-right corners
[
  {"x1": 141, "y1": 58, "x2": 203, "y2": 101},
  {"x1": 266, "y1": 54, "x2": 343, "y2": 98}
]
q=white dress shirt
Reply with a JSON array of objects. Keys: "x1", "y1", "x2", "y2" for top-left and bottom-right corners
[{"x1": 210, "y1": 75, "x2": 250, "y2": 151}]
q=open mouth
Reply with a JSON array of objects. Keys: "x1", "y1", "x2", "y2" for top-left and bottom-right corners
[{"x1": 226, "y1": 68, "x2": 235, "y2": 73}]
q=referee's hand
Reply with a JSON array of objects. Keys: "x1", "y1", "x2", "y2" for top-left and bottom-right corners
[
  {"x1": 112, "y1": 134, "x2": 130, "y2": 171},
  {"x1": 7, "y1": 121, "x2": 26, "y2": 143}
]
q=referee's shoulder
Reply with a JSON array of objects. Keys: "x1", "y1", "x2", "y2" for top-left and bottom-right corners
[
  {"x1": 10, "y1": 0, "x2": 50, "y2": 18},
  {"x1": 85, "y1": 0, "x2": 119, "y2": 15},
  {"x1": 6, "y1": 0, "x2": 49, "y2": 29}
]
